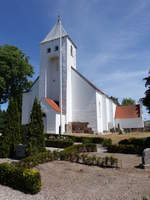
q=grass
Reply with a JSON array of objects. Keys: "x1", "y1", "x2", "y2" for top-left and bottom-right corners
[{"x1": 68, "y1": 132, "x2": 150, "y2": 144}]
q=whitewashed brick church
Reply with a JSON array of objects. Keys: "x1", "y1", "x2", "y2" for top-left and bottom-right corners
[{"x1": 22, "y1": 18, "x2": 144, "y2": 134}]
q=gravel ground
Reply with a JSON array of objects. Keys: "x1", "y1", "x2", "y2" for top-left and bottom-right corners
[{"x1": 0, "y1": 154, "x2": 150, "y2": 200}]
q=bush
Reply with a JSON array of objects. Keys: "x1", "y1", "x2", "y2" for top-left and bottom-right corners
[
  {"x1": 107, "y1": 144, "x2": 143, "y2": 154},
  {"x1": 118, "y1": 137, "x2": 150, "y2": 154},
  {"x1": 0, "y1": 163, "x2": 41, "y2": 194},
  {"x1": 15, "y1": 150, "x2": 59, "y2": 168},
  {"x1": 46, "y1": 139, "x2": 73, "y2": 148},
  {"x1": 45, "y1": 134, "x2": 112, "y2": 147},
  {"x1": 16, "y1": 144, "x2": 97, "y2": 168}
]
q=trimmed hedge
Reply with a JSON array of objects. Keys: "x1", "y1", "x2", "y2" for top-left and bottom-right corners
[
  {"x1": 107, "y1": 144, "x2": 143, "y2": 154},
  {"x1": 119, "y1": 137, "x2": 150, "y2": 148},
  {"x1": 16, "y1": 144, "x2": 97, "y2": 169},
  {"x1": 15, "y1": 151, "x2": 59, "y2": 168},
  {"x1": 45, "y1": 134, "x2": 112, "y2": 146},
  {"x1": 70, "y1": 154, "x2": 118, "y2": 168},
  {"x1": 46, "y1": 139, "x2": 73, "y2": 148},
  {"x1": 0, "y1": 163, "x2": 41, "y2": 194},
  {"x1": 15, "y1": 144, "x2": 118, "y2": 168}
]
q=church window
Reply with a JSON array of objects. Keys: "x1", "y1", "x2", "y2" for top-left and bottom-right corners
[
  {"x1": 55, "y1": 46, "x2": 59, "y2": 51},
  {"x1": 47, "y1": 48, "x2": 51, "y2": 53},
  {"x1": 70, "y1": 45, "x2": 73, "y2": 56}
]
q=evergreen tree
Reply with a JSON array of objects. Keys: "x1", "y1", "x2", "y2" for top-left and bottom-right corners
[
  {"x1": 143, "y1": 71, "x2": 150, "y2": 113},
  {"x1": 27, "y1": 97, "x2": 45, "y2": 155},
  {"x1": 0, "y1": 108, "x2": 6, "y2": 133},
  {"x1": 0, "y1": 98, "x2": 21, "y2": 157}
]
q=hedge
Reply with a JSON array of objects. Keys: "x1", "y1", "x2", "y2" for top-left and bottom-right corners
[
  {"x1": 16, "y1": 144, "x2": 97, "y2": 169},
  {"x1": 15, "y1": 150, "x2": 59, "y2": 168},
  {"x1": 119, "y1": 137, "x2": 150, "y2": 148},
  {"x1": 67, "y1": 154, "x2": 118, "y2": 168},
  {"x1": 45, "y1": 134, "x2": 112, "y2": 146},
  {"x1": 15, "y1": 144, "x2": 119, "y2": 168},
  {"x1": 45, "y1": 139, "x2": 73, "y2": 148},
  {"x1": 0, "y1": 163, "x2": 41, "y2": 194},
  {"x1": 107, "y1": 144, "x2": 143, "y2": 154}
]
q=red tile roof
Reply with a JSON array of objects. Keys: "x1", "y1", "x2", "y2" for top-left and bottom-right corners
[
  {"x1": 45, "y1": 97, "x2": 60, "y2": 113},
  {"x1": 115, "y1": 104, "x2": 140, "y2": 119}
]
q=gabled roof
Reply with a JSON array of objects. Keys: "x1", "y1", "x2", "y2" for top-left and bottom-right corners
[
  {"x1": 71, "y1": 67, "x2": 114, "y2": 102},
  {"x1": 45, "y1": 97, "x2": 60, "y2": 113},
  {"x1": 115, "y1": 104, "x2": 140, "y2": 119},
  {"x1": 41, "y1": 19, "x2": 68, "y2": 44}
]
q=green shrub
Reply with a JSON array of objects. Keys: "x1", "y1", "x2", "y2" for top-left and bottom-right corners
[
  {"x1": 107, "y1": 144, "x2": 143, "y2": 154},
  {"x1": 0, "y1": 163, "x2": 41, "y2": 194},
  {"x1": 70, "y1": 154, "x2": 118, "y2": 168},
  {"x1": 46, "y1": 139, "x2": 73, "y2": 148},
  {"x1": 15, "y1": 150, "x2": 58, "y2": 168},
  {"x1": 45, "y1": 134, "x2": 112, "y2": 146},
  {"x1": 118, "y1": 137, "x2": 150, "y2": 154}
]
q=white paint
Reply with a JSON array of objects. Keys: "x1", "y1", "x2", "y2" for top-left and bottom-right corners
[
  {"x1": 71, "y1": 68, "x2": 97, "y2": 132},
  {"x1": 115, "y1": 118, "x2": 144, "y2": 129},
  {"x1": 22, "y1": 78, "x2": 39, "y2": 124}
]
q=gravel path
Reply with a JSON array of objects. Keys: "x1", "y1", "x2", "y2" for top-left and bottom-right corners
[{"x1": 0, "y1": 158, "x2": 150, "y2": 200}]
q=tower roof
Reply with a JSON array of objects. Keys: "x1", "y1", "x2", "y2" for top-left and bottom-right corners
[{"x1": 41, "y1": 18, "x2": 68, "y2": 43}]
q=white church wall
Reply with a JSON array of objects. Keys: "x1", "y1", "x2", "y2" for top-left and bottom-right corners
[
  {"x1": 39, "y1": 40, "x2": 60, "y2": 100},
  {"x1": 71, "y1": 69, "x2": 97, "y2": 132},
  {"x1": 96, "y1": 92, "x2": 116, "y2": 133},
  {"x1": 56, "y1": 113, "x2": 66, "y2": 134},
  {"x1": 66, "y1": 38, "x2": 77, "y2": 123},
  {"x1": 22, "y1": 79, "x2": 39, "y2": 124},
  {"x1": 115, "y1": 118, "x2": 144, "y2": 129},
  {"x1": 96, "y1": 92, "x2": 103, "y2": 133}
]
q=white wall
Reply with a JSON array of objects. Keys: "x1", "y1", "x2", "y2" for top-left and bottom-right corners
[
  {"x1": 71, "y1": 69, "x2": 97, "y2": 132},
  {"x1": 66, "y1": 38, "x2": 77, "y2": 123},
  {"x1": 22, "y1": 79, "x2": 39, "y2": 124},
  {"x1": 96, "y1": 92, "x2": 116, "y2": 133},
  {"x1": 115, "y1": 118, "x2": 144, "y2": 129}
]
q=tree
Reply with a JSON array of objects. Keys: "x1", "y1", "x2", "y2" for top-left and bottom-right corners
[
  {"x1": 110, "y1": 96, "x2": 120, "y2": 105},
  {"x1": 0, "y1": 108, "x2": 6, "y2": 133},
  {"x1": 27, "y1": 98, "x2": 45, "y2": 155},
  {"x1": 121, "y1": 98, "x2": 136, "y2": 106},
  {"x1": 0, "y1": 98, "x2": 21, "y2": 157},
  {"x1": 143, "y1": 71, "x2": 150, "y2": 113},
  {"x1": 0, "y1": 45, "x2": 33, "y2": 105}
]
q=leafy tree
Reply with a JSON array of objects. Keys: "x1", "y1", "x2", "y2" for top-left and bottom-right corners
[
  {"x1": 110, "y1": 96, "x2": 120, "y2": 105},
  {"x1": 27, "y1": 98, "x2": 45, "y2": 155},
  {"x1": 143, "y1": 71, "x2": 150, "y2": 113},
  {"x1": 121, "y1": 98, "x2": 135, "y2": 106},
  {"x1": 0, "y1": 98, "x2": 21, "y2": 157},
  {"x1": 0, "y1": 45, "x2": 33, "y2": 106}
]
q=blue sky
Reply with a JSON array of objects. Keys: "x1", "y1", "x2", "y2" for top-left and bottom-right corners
[{"x1": 0, "y1": 0, "x2": 150, "y2": 119}]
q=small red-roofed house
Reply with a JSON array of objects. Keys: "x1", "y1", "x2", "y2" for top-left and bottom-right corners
[{"x1": 115, "y1": 104, "x2": 144, "y2": 130}]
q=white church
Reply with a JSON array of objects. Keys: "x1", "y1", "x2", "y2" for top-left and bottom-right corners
[{"x1": 22, "y1": 18, "x2": 144, "y2": 134}]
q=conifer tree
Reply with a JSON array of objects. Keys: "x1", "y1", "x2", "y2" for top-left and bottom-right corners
[
  {"x1": 0, "y1": 98, "x2": 21, "y2": 157},
  {"x1": 27, "y1": 97, "x2": 45, "y2": 155}
]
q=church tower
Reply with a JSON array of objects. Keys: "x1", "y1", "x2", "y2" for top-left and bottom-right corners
[{"x1": 39, "y1": 18, "x2": 77, "y2": 124}]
